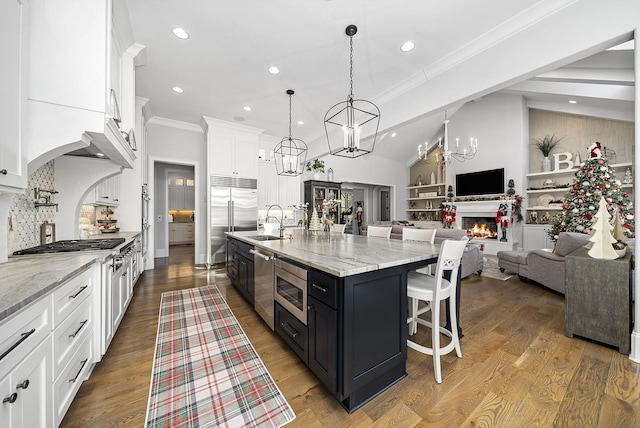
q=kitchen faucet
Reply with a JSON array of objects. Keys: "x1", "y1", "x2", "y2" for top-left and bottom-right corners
[{"x1": 265, "y1": 204, "x2": 285, "y2": 238}]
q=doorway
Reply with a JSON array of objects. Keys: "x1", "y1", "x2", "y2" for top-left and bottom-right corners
[
  {"x1": 154, "y1": 162, "x2": 195, "y2": 264},
  {"x1": 380, "y1": 190, "x2": 390, "y2": 221}
]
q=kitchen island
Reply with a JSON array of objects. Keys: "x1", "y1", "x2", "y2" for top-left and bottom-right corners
[{"x1": 227, "y1": 230, "x2": 440, "y2": 413}]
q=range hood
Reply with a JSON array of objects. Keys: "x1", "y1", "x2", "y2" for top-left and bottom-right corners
[{"x1": 27, "y1": 101, "x2": 137, "y2": 173}]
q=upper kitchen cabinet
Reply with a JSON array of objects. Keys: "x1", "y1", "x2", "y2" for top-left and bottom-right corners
[
  {"x1": 168, "y1": 172, "x2": 195, "y2": 210},
  {"x1": 0, "y1": 0, "x2": 28, "y2": 193},
  {"x1": 202, "y1": 117, "x2": 263, "y2": 179},
  {"x1": 26, "y1": 0, "x2": 143, "y2": 171}
]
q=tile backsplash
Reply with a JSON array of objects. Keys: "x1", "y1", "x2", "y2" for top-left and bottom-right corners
[{"x1": 8, "y1": 161, "x2": 58, "y2": 253}]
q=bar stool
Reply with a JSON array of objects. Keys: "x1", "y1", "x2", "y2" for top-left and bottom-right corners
[{"x1": 407, "y1": 238, "x2": 467, "y2": 383}]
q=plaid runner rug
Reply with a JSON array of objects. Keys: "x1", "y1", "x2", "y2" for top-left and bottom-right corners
[{"x1": 145, "y1": 285, "x2": 296, "y2": 427}]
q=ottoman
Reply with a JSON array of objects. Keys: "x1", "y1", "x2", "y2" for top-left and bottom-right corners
[{"x1": 496, "y1": 250, "x2": 528, "y2": 276}]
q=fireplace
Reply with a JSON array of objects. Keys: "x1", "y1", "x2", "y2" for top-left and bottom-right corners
[{"x1": 462, "y1": 217, "x2": 498, "y2": 239}]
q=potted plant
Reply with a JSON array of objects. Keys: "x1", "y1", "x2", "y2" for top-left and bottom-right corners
[
  {"x1": 533, "y1": 134, "x2": 563, "y2": 172},
  {"x1": 306, "y1": 159, "x2": 325, "y2": 179}
]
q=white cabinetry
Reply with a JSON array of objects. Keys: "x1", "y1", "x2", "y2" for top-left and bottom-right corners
[
  {"x1": 204, "y1": 117, "x2": 262, "y2": 179},
  {"x1": 0, "y1": 0, "x2": 28, "y2": 192},
  {"x1": 169, "y1": 223, "x2": 195, "y2": 244},
  {"x1": 51, "y1": 266, "x2": 94, "y2": 426},
  {"x1": 27, "y1": 0, "x2": 136, "y2": 169},
  {"x1": 522, "y1": 224, "x2": 554, "y2": 251},
  {"x1": 258, "y1": 160, "x2": 300, "y2": 208},
  {"x1": 0, "y1": 296, "x2": 52, "y2": 428},
  {"x1": 168, "y1": 173, "x2": 195, "y2": 210},
  {"x1": 95, "y1": 175, "x2": 121, "y2": 206}
]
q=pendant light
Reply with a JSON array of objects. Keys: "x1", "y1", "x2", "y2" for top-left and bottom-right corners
[
  {"x1": 324, "y1": 25, "x2": 380, "y2": 158},
  {"x1": 274, "y1": 90, "x2": 308, "y2": 176}
]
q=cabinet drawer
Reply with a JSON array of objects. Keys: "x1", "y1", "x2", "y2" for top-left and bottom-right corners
[
  {"x1": 275, "y1": 302, "x2": 308, "y2": 364},
  {"x1": 52, "y1": 298, "x2": 92, "y2": 378},
  {"x1": 53, "y1": 333, "x2": 93, "y2": 426},
  {"x1": 309, "y1": 269, "x2": 339, "y2": 309},
  {"x1": 236, "y1": 240, "x2": 254, "y2": 260},
  {"x1": 52, "y1": 266, "x2": 93, "y2": 327},
  {"x1": 0, "y1": 297, "x2": 51, "y2": 380}
]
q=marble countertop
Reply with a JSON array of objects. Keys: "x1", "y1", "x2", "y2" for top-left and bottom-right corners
[
  {"x1": 227, "y1": 230, "x2": 439, "y2": 277},
  {"x1": 0, "y1": 231, "x2": 141, "y2": 323}
]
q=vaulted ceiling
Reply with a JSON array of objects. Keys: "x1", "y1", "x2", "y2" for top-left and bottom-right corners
[{"x1": 123, "y1": 0, "x2": 635, "y2": 163}]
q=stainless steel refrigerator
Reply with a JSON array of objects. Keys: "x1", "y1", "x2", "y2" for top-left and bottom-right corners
[{"x1": 207, "y1": 176, "x2": 257, "y2": 266}]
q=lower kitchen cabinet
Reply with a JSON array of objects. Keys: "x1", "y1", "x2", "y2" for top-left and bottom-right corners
[
  {"x1": 307, "y1": 296, "x2": 337, "y2": 394},
  {"x1": 0, "y1": 336, "x2": 52, "y2": 428},
  {"x1": 169, "y1": 223, "x2": 195, "y2": 244},
  {"x1": 273, "y1": 265, "x2": 407, "y2": 413},
  {"x1": 227, "y1": 237, "x2": 255, "y2": 305}
]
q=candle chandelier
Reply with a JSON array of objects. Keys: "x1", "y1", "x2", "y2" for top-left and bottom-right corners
[
  {"x1": 274, "y1": 90, "x2": 307, "y2": 176},
  {"x1": 417, "y1": 144, "x2": 442, "y2": 165},
  {"x1": 324, "y1": 25, "x2": 380, "y2": 159},
  {"x1": 434, "y1": 110, "x2": 478, "y2": 163}
]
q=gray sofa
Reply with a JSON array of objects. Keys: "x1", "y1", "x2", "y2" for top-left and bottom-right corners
[
  {"x1": 497, "y1": 231, "x2": 591, "y2": 294},
  {"x1": 361, "y1": 221, "x2": 483, "y2": 278}
]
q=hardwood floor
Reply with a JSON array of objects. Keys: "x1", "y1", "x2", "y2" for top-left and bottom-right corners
[{"x1": 61, "y1": 246, "x2": 640, "y2": 427}]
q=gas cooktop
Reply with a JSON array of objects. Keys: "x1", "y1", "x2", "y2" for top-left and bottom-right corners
[{"x1": 13, "y1": 238, "x2": 126, "y2": 255}]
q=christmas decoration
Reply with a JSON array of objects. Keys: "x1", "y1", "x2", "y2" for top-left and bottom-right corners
[
  {"x1": 441, "y1": 203, "x2": 456, "y2": 229},
  {"x1": 506, "y1": 179, "x2": 516, "y2": 197},
  {"x1": 611, "y1": 210, "x2": 628, "y2": 243},
  {"x1": 308, "y1": 208, "x2": 322, "y2": 234},
  {"x1": 587, "y1": 196, "x2": 618, "y2": 259},
  {"x1": 548, "y1": 147, "x2": 634, "y2": 242}
]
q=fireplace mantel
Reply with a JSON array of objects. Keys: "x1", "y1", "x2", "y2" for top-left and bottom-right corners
[{"x1": 452, "y1": 200, "x2": 519, "y2": 254}]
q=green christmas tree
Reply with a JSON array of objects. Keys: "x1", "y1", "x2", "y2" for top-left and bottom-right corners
[{"x1": 548, "y1": 142, "x2": 634, "y2": 241}]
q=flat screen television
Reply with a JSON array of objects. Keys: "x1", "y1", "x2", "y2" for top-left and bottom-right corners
[{"x1": 455, "y1": 168, "x2": 505, "y2": 196}]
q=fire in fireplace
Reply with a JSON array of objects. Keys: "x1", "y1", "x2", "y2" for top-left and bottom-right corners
[{"x1": 463, "y1": 217, "x2": 498, "y2": 239}]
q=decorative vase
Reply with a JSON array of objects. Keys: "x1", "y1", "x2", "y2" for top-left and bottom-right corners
[
  {"x1": 542, "y1": 157, "x2": 551, "y2": 172},
  {"x1": 500, "y1": 229, "x2": 507, "y2": 242},
  {"x1": 313, "y1": 172, "x2": 320, "y2": 180},
  {"x1": 430, "y1": 171, "x2": 436, "y2": 184}
]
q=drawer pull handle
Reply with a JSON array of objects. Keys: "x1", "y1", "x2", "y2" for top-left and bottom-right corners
[
  {"x1": 16, "y1": 380, "x2": 29, "y2": 390},
  {"x1": 0, "y1": 169, "x2": 7, "y2": 175},
  {"x1": 3, "y1": 393, "x2": 17, "y2": 404},
  {"x1": 69, "y1": 285, "x2": 88, "y2": 299},
  {"x1": 312, "y1": 283, "x2": 328, "y2": 293},
  {"x1": 280, "y1": 322, "x2": 299, "y2": 338},
  {"x1": 69, "y1": 320, "x2": 88, "y2": 338},
  {"x1": 0, "y1": 329, "x2": 35, "y2": 362},
  {"x1": 69, "y1": 358, "x2": 89, "y2": 383}
]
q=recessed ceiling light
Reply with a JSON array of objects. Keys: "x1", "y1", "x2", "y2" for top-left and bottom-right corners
[
  {"x1": 268, "y1": 66, "x2": 280, "y2": 75},
  {"x1": 172, "y1": 27, "x2": 189, "y2": 39},
  {"x1": 400, "y1": 41, "x2": 415, "y2": 52},
  {"x1": 172, "y1": 86, "x2": 184, "y2": 93},
  {"x1": 391, "y1": 132, "x2": 397, "y2": 137},
  {"x1": 243, "y1": 106, "x2": 252, "y2": 111},
  {"x1": 569, "y1": 100, "x2": 577, "y2": 104},
  {"x1": 297, "y1": 121, "x2": 304, "y2": 125}
]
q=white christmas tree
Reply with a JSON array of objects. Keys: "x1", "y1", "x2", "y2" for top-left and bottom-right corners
[
  {"x1": 308, "y1": 208, "x2": 322, "y2": 233},
  {"x1": 611, "y1": 210, "x2": 628, "y2": 243},
  {"x1": 587, "y1": 196, "x2": 618, "y2": 259}
]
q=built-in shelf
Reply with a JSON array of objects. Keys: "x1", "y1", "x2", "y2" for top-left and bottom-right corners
[
  {"x1": 526, "y1": 162, "x2": 632, "y2": 178},
  {"x1": 407, "y1": 183, "x2": 445, "y2": 189}
]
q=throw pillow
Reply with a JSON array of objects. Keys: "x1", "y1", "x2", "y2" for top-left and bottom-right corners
[{"x1": 553, "y1": 232, "x2": 589, "y2": 257}]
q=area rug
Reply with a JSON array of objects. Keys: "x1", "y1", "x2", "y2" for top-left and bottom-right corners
[
  {"x1": 481, "y1": 256, "x2": 515, "y2": 281},
  {"x1": 145, "y1": 284, "x2": 295, "y2": 428}
]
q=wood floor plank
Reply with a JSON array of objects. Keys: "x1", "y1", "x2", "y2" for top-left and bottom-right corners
[{"x1": 60, "y1": 246, "x2": 640, "y2": 428}]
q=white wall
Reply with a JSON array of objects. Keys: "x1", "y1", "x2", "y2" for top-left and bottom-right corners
[
  {"x1": 444, "y1": 93, "x2": 528, "y2": 194},
  {"x1": 146, "y1": 119, "x2": 205, "y2": 266}
]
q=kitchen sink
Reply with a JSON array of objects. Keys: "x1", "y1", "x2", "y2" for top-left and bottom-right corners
[{"x1": 248, "y1": 235, "x2": 282, "y2": 241}]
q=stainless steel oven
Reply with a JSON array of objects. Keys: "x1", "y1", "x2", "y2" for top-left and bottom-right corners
[{"x1": 274, "y1": 258, "x2": 307, "y2": 325}]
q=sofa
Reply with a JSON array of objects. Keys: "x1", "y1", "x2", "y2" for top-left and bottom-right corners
[
  {"x1": 497, "y1": 231, "x2": 591, "y2": 294},
  {"x1": 361, "y1": 221, "x2": 483, "y2": 278}
]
